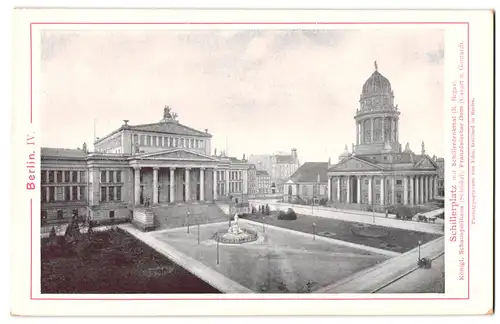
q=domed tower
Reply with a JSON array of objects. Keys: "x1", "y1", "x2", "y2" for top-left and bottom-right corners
[{"x1": 353, "y1": 62, "x2": 402, "y2": 155}]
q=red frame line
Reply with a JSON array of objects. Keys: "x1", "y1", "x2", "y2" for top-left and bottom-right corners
[{"x1": 29, "y1": 21, "x2": 471, "y2": 302}]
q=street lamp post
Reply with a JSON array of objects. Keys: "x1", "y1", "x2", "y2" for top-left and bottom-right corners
[
  {"x1": 216, "y1": 236, "x2": 220, "y2": 265},
  {"x1": 372, "y1": 202, "x2": 375, "y2": 224},
  {"x1": 418, "y1": 240, "x2": 422, "y2": 261},
  {"x1": 187, "y1": 210, "x2": 190, "y2": 234},
  {"x1": 313, "y1": 223, "x2": 316, "y2": 241},
  {"x1": 197, "y1": 224, "x2": 200, "y2": 244}
]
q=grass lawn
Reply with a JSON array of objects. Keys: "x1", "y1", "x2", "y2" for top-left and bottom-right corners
[
  {"x1": 243, "y1": 212, "x2": 441, "y2": 253},
  {"x1": 154, "y1": 222, "x2": 390, "y2": 293},
  {"x1": 41, "y1": 228, "x2": 220, "y2": 294}
]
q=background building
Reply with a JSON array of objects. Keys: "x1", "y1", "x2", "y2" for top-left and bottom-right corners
[
  {"x1": 283, "y1": 162, "x2": 328, "y2": 204},
  {"x1": 435, "y1": 156, "x2": 445, "y2": 196},
  {"x1": 41, "y1": 107, "x2": 252, "y2": 224},
  {"x1": 247, "y1": 164, "x2": 258, "y2": 195},
  {"x1": 327, "y1": 64, "x2": 439, "y2": 210},
  {"x1": 248, "y1": 148, "x2": 300, "y2": 194},
  {"x1": 256, "y1": 170, "x2": 272, "y2": 195}
]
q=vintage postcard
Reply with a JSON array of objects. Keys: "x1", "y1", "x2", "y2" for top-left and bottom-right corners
[{"x1": 10, "y1": 8, "x2": 493, "y2": 316}]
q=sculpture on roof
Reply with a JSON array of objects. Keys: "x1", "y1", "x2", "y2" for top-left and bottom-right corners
[
  {"x1": 82, "y1": 142, "x2": 87, "y2": 153},
  {"x1": 421, "y1": 141, "x2": 426, "y2": 155},
  {"x1": 374, "y1": 60, "x2": 378, "y2": 71},
  {"x1": 404, "y1": 142, "x2": 410, "y2": 152},
  {"x1": 163, "y1": 105, "x2": 178, "y2": 121}
]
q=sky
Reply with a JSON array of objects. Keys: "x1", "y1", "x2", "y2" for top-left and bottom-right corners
[{"x1": 40, "y1": 28, "x2": 445, "y2": 162}]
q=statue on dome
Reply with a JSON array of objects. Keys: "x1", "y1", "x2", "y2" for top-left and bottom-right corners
[{"x1": 374, "y1": 60, "x2": 378, "y2": 71}]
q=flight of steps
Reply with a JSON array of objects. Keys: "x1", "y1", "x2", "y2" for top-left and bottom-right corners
[{"x1": 152, "y1": 203, "x2": 229, "y2": 230}]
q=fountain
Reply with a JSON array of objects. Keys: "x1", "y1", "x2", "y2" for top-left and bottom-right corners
[{"x1": 214, "y1": 214, "x2": 258, "y2": 244}]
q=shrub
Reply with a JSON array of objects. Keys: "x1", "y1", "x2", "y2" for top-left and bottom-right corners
[
  {"x1": 277, "y1": 208, "x2": 297, "y2": 220},
  {"x1": 387, "y1": 204, "x2": 413, "y2": 220}
]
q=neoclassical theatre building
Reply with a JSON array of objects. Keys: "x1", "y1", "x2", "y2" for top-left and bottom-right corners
[
  {"x1": 40, "y1": 107, "x2": 252, "y2": 224},
  {"x1": 327, "y1": 65, "x2": 440, "y2": 208}
]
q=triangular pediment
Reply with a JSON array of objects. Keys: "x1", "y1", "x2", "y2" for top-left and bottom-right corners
[
  {"x1": 285, "y1": 179, "x2": 295, "y2": 184},
  {"x1": 329, "y1": 157, "x2": 383, "y2": 172},
  {"x1": 130, "y1": 120, "x2": 211, "y2": 137},
  {"x1": 415, "y1": 156, "x2": 438, "y2": 170},
  {"x1": 132, "y1": 149, "x2": 218, "y2": 162}
]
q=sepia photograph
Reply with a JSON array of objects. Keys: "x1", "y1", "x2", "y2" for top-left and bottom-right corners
[{"x1": 10, "y1": 8, "x2": 493, "y2": 316}]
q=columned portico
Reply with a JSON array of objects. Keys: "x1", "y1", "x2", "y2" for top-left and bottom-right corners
[{"x1": 336, "y1": 177, "x2": 341, "y2": 202}]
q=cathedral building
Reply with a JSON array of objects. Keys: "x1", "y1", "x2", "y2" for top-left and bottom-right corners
[
  {"x1": 41, "y1": 107, "x2": 252, "y2": 224},
  {"x1": 327, "y1": 64, "x2": 439, "y2": 209}
]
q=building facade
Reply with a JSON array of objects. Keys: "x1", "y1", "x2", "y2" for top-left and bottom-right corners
[
  {"x1": 256, "y1": 170, "x2": 272, "y2": 194},
  {"x1": 327, "y1": 64, "x2": 439, "y2": 209},
  {"x1": 248, "y1": 149, "x2": 300, "y2": 193},
  {"x1": 283, "y1": 162, "x2": 328, "y2": 204},
  {"x1": 247, "y1": 164, "x2": 258, "y2": 195},
  {"x1": 41, "y1": 107, "x2": 252, "y2": 224}
]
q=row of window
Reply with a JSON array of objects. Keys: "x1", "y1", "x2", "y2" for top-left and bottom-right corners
[
  {"x1": 41, "y1": 170, "x2": 86, "y2": 184},
  {"x1": 41, "y1": 209, "x2": 117, "y2": 225},
  {"x1": 135, "y1": 134, "x2": 205, "y2": 149},
  {"x1": 101, "y1": 170, "x2": 122, "y2": 183},
  {"x1": 100, "y1": 186, "x2": 123, "y2": 202},
  {"x1": 41, "y1": 186, "x2": 86, "y2": 202}
]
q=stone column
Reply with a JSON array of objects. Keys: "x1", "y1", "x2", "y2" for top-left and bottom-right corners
[
  {"x1": 380, "y1": 176, "x2": 385, "y2": 205},
  {"x1": 153, "y1": 167, "x2": 159, "y2": 204},
  {"x1": 169, "y1": 167, "x2": 175, "y2": 203},
  {"x1": 336, "y1": 177, "x2": 341, "y2": 202},
  {"x1": 327, "y1": 177, "x2": 332, "y2": 201},
  {"x1": 403, "y1": 176, "x2": 408, "y2": 205},
  {"x1": 423, "y1": 176, "x2": 428, "y2": 203},
  {"x1": 434, "y1": 175, "x2": 439, "y2": 198},
  {"x1": 427, "y1": 176, "x2": 432, "y2": 201},
  {"x1": 134, "y1": 167, "x2": 141, "y2": 205},
  {"x1": 409, "y1": 176, "x2": 414, "y2": 205},
  {"x1": 370, "y1": 119, "x2": 374, "y2": 142},
  {"x1": 200, "y1": 168, "x2": 205, "y2": 201},
  {"x1": 225, "y1": 169, "x2": 230, "y2": 195},
  {"x1": 69, "y1": 186, "x2": 73, "y2": 201},
  {"x1": 346, "y1": 176, "x2": 351, "y2": 204},
  {"x1": 368, "y1": 176, "x2": 373, "y2": 205},
  {"x1": 419, "y1": 176, "x2": 424, "y2": 204},
  {"x1": 415, "y1": 176, "x2": 420, "y2": 205},
  {"x1": 356, "y1": 122, "x2": 360, "y2": 145},
  {"x1": 381, "y1": 118, "x2": 385, "y2": 142},
  {"x1": 185, "y1": 168, "x2": 191, "y2": 202},
  {"x1": 391, "y1": 176, "x2": 396, "y2": 205},
  {"x1": 356, "y1": 176, "x2": 361, "y2": 204},
  {"x1": 213, "y1": 169, "x2": 218, "y2": 200}
]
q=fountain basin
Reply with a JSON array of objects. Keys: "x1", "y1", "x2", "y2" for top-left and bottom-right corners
[{"x1": 213, "y1": 228, "x2": 259, "y2": 244}]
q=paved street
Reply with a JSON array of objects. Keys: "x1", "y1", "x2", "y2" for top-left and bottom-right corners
[{"x1": 375, "y1": 254, "x2": 445, "y2": 293}]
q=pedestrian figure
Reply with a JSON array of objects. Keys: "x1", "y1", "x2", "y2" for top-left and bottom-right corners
[{"x1": 385, "y1": 209, "x2": 389, "y2": 218}]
